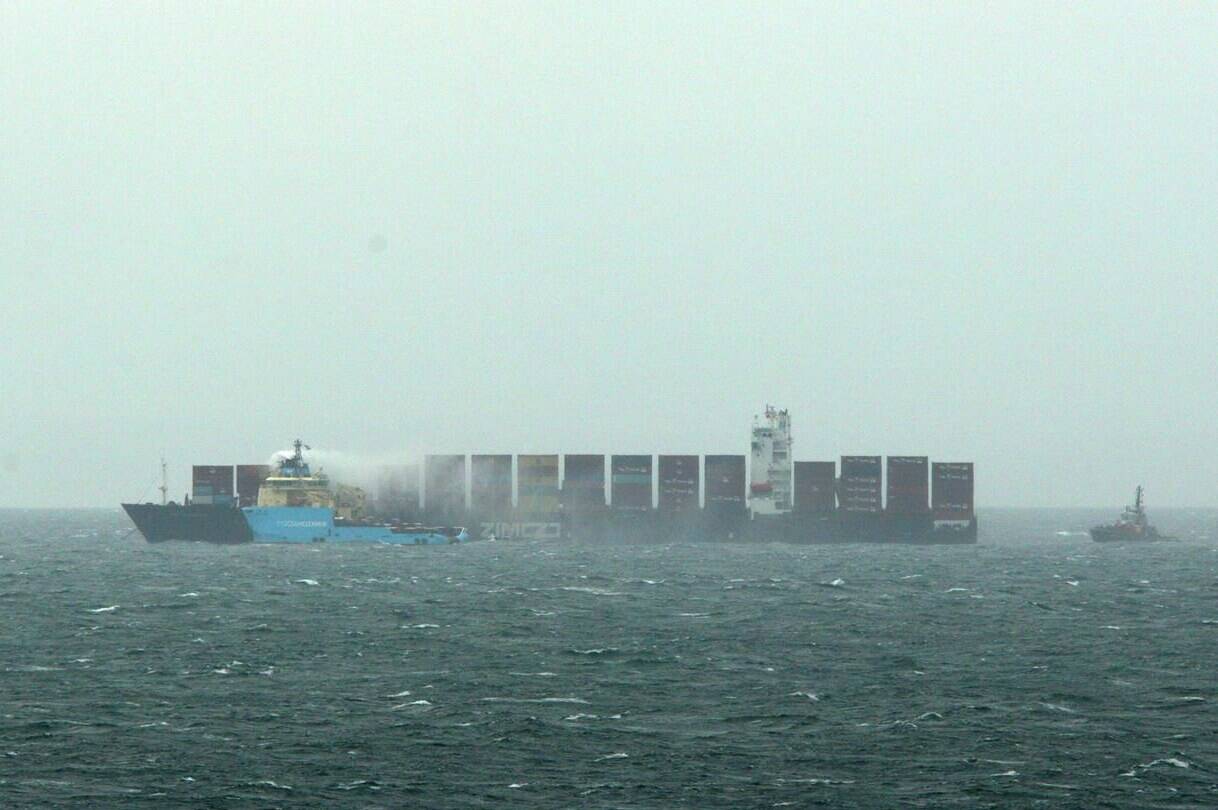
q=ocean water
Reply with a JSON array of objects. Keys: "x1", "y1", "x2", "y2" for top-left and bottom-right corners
[{"x1": 2, "y1": 509, "x2": 1217, "y2": 808}]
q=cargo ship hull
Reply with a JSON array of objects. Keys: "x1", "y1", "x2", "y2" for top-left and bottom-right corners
[
  {"x1": 121, "y1": 503, "x2": 253, "y2": 544},
  {"x1": 565, "y1": 510, "x2": 977, "y2": 545}
]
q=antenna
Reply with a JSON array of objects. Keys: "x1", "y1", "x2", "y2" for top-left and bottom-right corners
[{"x1": 159, "y1": 457, "x2": 168, "y2": 505}]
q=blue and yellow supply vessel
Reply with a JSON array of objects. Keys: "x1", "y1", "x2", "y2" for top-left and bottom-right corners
[{"x1": 241, "y1": 440, "x2": 469, "y2": 544}]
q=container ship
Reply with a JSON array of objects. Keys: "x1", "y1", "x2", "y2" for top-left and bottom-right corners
[{"x1": 123, "y1": 410, "x2": 975, "y2": 545}]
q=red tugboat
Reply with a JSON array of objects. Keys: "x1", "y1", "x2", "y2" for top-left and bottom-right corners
[{"x1": 1090, "y1": 486, "x2": 1174, "y2": 542}]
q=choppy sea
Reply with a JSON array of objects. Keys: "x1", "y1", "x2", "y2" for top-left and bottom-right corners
[{"x1": 2, "y1": 508, "x2": 1217, "y2": 808}]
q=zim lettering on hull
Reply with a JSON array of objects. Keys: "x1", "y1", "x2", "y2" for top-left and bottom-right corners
[{"x1": 480, "y1": 522, "x2": 562, "y2": 541}]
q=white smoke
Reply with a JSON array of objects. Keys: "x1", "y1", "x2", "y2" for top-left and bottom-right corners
[{"x1": 266, "y1": 445, "x2": 422, "y2": 492}]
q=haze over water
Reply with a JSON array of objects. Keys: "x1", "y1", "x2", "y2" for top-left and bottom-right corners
[
  {"x1": 4, "y1": 4, "x2": 1217, "y2": 808},
  {"x1": 3, "y1": 509, "x2": 1218, "y2": 807},
  {"x1": 2, "y1": 3, "x2": 1217, "y2": 507}
]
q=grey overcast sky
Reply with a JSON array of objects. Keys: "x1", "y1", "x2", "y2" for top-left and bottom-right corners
[{"x1": 1, "y1": 2, "x2": 1215, "y2": 508}]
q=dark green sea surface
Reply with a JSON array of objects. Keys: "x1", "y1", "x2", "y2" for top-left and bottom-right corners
[{"x1": 2, "y1": 509, "x2": 1217, "y2": 808}]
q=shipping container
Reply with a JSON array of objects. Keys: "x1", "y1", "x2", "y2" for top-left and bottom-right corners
[
  {"x1": 886, "y1": 456, "x2": 929, "y2": 514},
  {"x1": 374, "y1": 464, "x2": 420, "y2": 517},
  {"x1": 611, "y1": 455, "x2": 652, "y2": 510},
  {"x1": 518, "y1": 454, "x2": 560, "y2": 514},
  {"x1": 657, "y1": 455, "x2": 699, "y2": 512},
  {"x1": 839, "y1": 456, "x2": 882, "y2": 512},
  {"x1": 236, "y1": 464, "x2": 271, "y2": 507},
  {"x1": 932, "y1": 462, "x2": 975, "y2": 519},
  {"x1": 794, "y1": 461, "x2": 836, "y2": 512},
  {"x1": 471, "y1": 455, "x2": 512, "y2": 512},
  {"x1": 704, "y1": 455, "x2": 746, "y2": 508},
  {"x1": 424, "y1": 455, "x2": 466, "y2": 514},
  {"x1": 192, "y1": 465, "x2": 234, "y2": 498},
  {"x1": 562, "y1": 454, "x2": 605, "y2": 511}
]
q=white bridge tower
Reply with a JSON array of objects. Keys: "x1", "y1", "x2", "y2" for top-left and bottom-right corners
[{"x1": 749, "y1": 405, "x2": 792, "y2": 516}]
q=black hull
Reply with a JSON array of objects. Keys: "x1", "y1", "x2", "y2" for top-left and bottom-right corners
[
  {"x1": 122, "y1": 503, "x2": 253, "y2": 544},
  {"x1": 565, "y1": 510, "x2": 978, "y2": 545},
  {"x1": 368, "y1": 506, "x2": 978, "y2": 545}
]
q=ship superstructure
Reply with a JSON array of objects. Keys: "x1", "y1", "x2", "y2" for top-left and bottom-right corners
[
  {"x1": 749, "y1": 406, "x2": 793, "y2": 516},
  {"x1": 257, "y1": 440, "x2": 333, "y2": 508},
  {"x1": 256, "y1": 439, "x2": 367, "y2": 519}
]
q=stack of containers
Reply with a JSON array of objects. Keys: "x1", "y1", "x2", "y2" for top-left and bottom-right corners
[
  {"x1": 374, "y1": 465, "x2": 420, "y2": 518},
  {"x1": 657, "y1": 455, "x2": 699, "y2": 512},
  {"x1": 839, "y1": 456, "x2": 882, "y2": 512},
  {"x1": 424, "y1": 455, "x2": 467, "y2": 515},
  {"x1": 518, "y1": 455, "x2": 560, "y2": 515},
  {"x1": 932, "y1": 463, "x2": 975, "y2": 520},
  {"x1": 610, "y1": 455, "x2": 652, "y2": 510},
  {"x1": 236, "y1": 464, "x2": 271, "y2": 508},
  {"x1": 704, "y1": 455, "x2": 746, "y2": 514},
  {"x1": 471, "y1": 455, "x2": 513, "y2": 513},
  {"x1": 192, "y1": 465, "x2": 235, "y2": 506},
  {"x1": 793, "y1": 461, "x2": 836, "y2": 512},
  {"x1": 562, "y1": 455, "x2": 606, "y2": 512},
  {"x1": 886, "y1": 457, "x2": 929, "y2": 513}
]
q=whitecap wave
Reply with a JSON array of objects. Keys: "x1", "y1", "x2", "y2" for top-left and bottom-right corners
[
  {"x1": 1121, "y1": 757, "x2": 1191, "y2": 776},
  {"x1": 482, "y1": 696, "x2": 589, "y2": 704},
  {"x1": 1039, "y1": 703, "x2": 1075, "y2": 713},
  {"x1": 509, "y1": 671, "x2": 558, "y2": 677}
]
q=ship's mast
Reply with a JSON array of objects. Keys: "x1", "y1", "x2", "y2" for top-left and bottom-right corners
[
  {"x1": 159, "y1": 457, "x2": 168, "y2": 505},
  {"x1": 1134, "y1": 485, "x2": 1144, "y2": 515}
]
